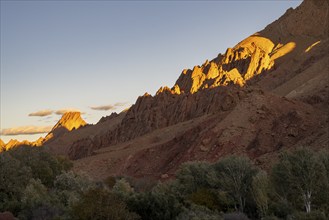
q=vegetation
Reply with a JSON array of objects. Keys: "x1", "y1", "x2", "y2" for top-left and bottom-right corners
[{"x1": 0, "y1": 146, "x2": 328, "y2": 220}]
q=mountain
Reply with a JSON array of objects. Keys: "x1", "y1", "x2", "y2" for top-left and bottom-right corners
[
  {"x1": 68, "y1": 0, "x2": 328, "y2": 180},
  {"x1": 0, "y1": 139, "x2": 33, "y2": 152},
  {"x1": 3, "y1": 0, "x2": 327, "y2": 180},
  {"x1": 43, "y1": 112, "x2": 87, "y2": 143},
  {"x1": 0, "y1": 112, "x2": 87, "y2": 152}
]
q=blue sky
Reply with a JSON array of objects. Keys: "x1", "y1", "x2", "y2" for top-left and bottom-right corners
[{"x1": 0, "y1": 0, "x2": 302, "y2": 143}]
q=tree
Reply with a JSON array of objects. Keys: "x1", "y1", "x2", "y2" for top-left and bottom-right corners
[
  {"x1": 213, "y1": 156, "x2": 258, "y2": 213},
  {"x1": 271, "y1": 148, "x2": 326, "y2": 213},
  {"x1": 112, "y1": 178, "x2": 134, "y2": 197},
  {"x1": 71, "y1": 188, "x2": 139, "y2": 220},
  {"x1": 8, "y1": 147, "x2": 70, "y2": 187},
  {"x1": 54, "y1": 171, "x2": 94, "y2": 208},
  {"x1": 176, "y1": 205, "x2": 223, "y2": 220},
  {"x1": 175, "y1": 161, "x2": 216, "y2": 196},
  {"x1": 127, "y1": 183, "x2": 182, "y2": 220},
  {"x1": 0, "y1": 153, "x2": 32, "y2": 213},
  {"x1": 18, "y1": 178, "x2": 60, "y2": 220},
  {"x1": 252, "y1": 171, "x2": 269, "y2": 218}
]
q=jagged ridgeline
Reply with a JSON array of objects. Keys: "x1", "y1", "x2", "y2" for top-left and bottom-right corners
[{"x1": 2, "y1": 0, "x2": 328, "y2": 181}]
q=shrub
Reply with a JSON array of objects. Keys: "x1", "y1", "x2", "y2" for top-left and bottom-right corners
[{"x1": 71, "y1": 188, "x2": 139, "y2": 220}]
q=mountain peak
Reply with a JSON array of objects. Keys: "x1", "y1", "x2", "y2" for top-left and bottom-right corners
[{"x1": 52, "y1": 112, "x2": 87, "y2": 132}]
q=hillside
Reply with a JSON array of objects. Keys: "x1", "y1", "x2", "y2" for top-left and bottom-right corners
[{"x1": 37, "y1": 0, "x2": 328, "y2": 180}]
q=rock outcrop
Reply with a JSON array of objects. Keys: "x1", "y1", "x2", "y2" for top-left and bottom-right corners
[
  {"x1": 43, "y1": 112, "x2": 87, "y2": 143},
  {"x1": 68, "y1": 86, "x2": 244, "y2": 159},
  {"x1": 0, "y1": 139, "x2": 5, "y2": 152}
]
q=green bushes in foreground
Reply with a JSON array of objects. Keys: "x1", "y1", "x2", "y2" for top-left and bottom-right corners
[{"x1": 0, "y1": 146, "x2": 328, "y2": 220}]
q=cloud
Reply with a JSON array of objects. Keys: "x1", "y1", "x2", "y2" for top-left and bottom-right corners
[
  {"x1": 114, "y1": 102, "x2": 128, "y2": 107},
  {"x1": 0, "y1": 126, "x2": 52, "y2": 136},
  {"x1": 90, "y1": 105, "x2": 115, "y2": 111},
  {"x1": 28, "y1": 110, "x2": 53, "y2": 117},
  {"x1": 90, "y1": 102, "x2": 128, "y2": 111},
  {"x1": 55, "y1": 108, "x2": 82, "y2": 115}
]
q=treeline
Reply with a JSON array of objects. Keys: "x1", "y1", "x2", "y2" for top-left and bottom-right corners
[{"x1": 0, "y1": 147, "x2": 328, "y2": 220}]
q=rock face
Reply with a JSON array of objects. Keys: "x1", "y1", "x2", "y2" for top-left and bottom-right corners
[
  {"x1": 0, "y1": 139, "x2": 33, "y2": 152},
  {"x1": 68, "y1": 86, "x2": 244, "y2": 159},
  {"x1": 0, "y1": 139, "x2": 5, "y2": 152},
  {"x1": 116, "y1": 91, "x2": 323, "y2": 177},
  {"x1": 174, "y1": 36, "x2": 275, "y2": 93},
  {"x1": 52, "y1": 112, "x2": 86, "y2": 132},
  {"x1": 44, "y1": 112, "x2": 87, "y2": 143}
]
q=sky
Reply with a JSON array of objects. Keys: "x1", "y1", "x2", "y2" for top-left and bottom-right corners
[{"x1": 0, "y1": 0, "x2": 302, "y2": 143}]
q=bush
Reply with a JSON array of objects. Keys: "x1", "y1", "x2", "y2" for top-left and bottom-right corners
[
  {"x1": 175, "y1": 161, "x2": 215, "y2": 196},
  {"x1": 71, "y1": 188, "x2": 139, "y2": 220},
  {"x1": 213, "y1": 156, "x2": 258, "y2": 213},
  {"x1": 8, "y1": 146, "x2": 71, "y2": 187},
  {"x1": 127, "y1": 187, "x2": 182, "y2": 220},
  {"x1": 187, "y1": 188, "x2": 220, "y2": 210},
  {"x1": 0, "y1": 153, "x2": 32, "y2": 213},
  {"x1": 289, "y1": 210, "x2": 327, "y2": 220},
  {"x1": 176, "y1": 205, "x2": 223, "y2": 220},
  {"x1": 223, "y1": 212, "x2": 249, "y2": 220}
]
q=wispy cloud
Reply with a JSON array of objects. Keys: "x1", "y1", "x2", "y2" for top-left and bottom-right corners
[
  {"x1": 90, "y1": 105, "x2": 115, "y2": 111},
  {"x1": 114, "y1": 102, "x2": 128, "y2": 107},
  {"x1": 0, "y1": 126, "x2": 52, "y2": 136},
  {"x1": 55, "y1": 108, "x2": 82, "y2": 115},
  {"x1": 28, "y1": 110, "x2": 53, "y2": 117},
  {"x1": 90, "y1": 102, "x2": 128, "y2": 111}
]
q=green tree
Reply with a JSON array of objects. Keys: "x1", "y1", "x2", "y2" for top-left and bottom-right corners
[
  {"x1": 127, "y1": 183, "x2": 182, "y2": 220},
  {"x1": 176, "y1": 205, "x2": 223, "y2": 220},
  {"x1": 0, "y1": 153, "x2": 32, "y2": 213},
  {"x1": 213, "y1": 156, "x2": 258, "y2": 213},
  {"x1": 252, "y1": 171, "x2": 269, "y2": 218},
  {"x1": 54, "y1": 171, "x2": 94, "y2": 208},
  {"x1": 112, "y1": 178, "x2": 134, "y2": 197},
  {"x1": 175, "y1": 161, "x2": 215, "y2": 196},
  {"x1": 271, "y1": 148, "x2": 326, "y2": 213},
  {"x1": 18, "y1": 178, "x2": 60, "y2": 220},
  {"x1": 71, "y1": 188, "x2": 139, "y2": 220}
]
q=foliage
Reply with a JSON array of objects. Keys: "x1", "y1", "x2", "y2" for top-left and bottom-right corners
[
  {"x1": 176, "y1": 205, "x2": 223, "y2": 220},
  {"x1": 71, "y1": 188, "x2": 140, "y2": 220},
  {"x1": 289, "y1": 210, "x2": 327, "y2": 220},
  {"x1": 113, "y1": 178, "x2": 135, "y2": 197},
  {"x1": 175, "y1": 161, "x2": 216, "y2": 195},
  {"x1": 0, "y1": 153, "x2": 32, "y2": 213},
  {"x1": 271, "y1": 148, "x2": 327, "y2": 213},
  {"x1": 252, "y1": 171, "x2": 269, "y2": 217},
  {"x1": 127, "y1": 185, "x2": 182, "y2": 220},
  {"x1": 104, "y1": 176, "x2": 117, "y2": 189},
  {"x1": 7, "y1": 146, "x2": 72, "y2": 187},
  {"x1": 213, "y1": 156, "x2": 259, "y2": 213},
  {"x1": 54, "y1": 171, "x2": 94, "y2": 208},
  {"x1": 18, "y1": 178, "x2": 61, "y2": 220},
  {"x1": 187, "y1": 188, "x2": 220, "y2": 210},
  {"x1": 1, "y1": 147, "x2": 328, "y2": 220}
]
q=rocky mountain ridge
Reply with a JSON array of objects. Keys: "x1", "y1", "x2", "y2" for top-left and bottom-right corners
[
  {"x1": 65, "y1": 0, "x2": 328, "y2": 162},
  {"x1": 0, "y1": 112, "x2": 87, "y2": 152},
  {"x1": 2, "y1": 0, "x2": 328, "y2": 180},
  {"x1": 43, "y1": 112, "x2": 87, "y2": 143}
]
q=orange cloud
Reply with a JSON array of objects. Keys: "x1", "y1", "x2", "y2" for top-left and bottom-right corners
[
  {"x1": 28, "y1": 110, "x2": 53, "y2": 117},
  {"x1": 0, "y1": 126, "x2": 52, "y2": 136}
]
